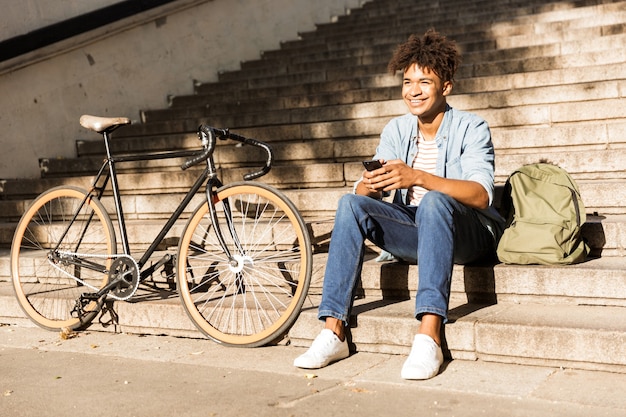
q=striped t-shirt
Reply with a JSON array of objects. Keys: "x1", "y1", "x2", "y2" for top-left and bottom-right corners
[{"x1": 407, "y1": 132, "x2": 438, "y2": 206}]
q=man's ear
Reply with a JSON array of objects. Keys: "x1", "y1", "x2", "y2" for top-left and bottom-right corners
[{"x1": 442, "y1": 81, "x2": 453, "y2": 96}]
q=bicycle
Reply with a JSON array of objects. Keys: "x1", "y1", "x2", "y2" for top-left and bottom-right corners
[{"x1": 10, "y1": 115, "x2": 312, "y2": 347}]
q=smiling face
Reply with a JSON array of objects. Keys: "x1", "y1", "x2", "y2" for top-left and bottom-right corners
[{"x1": 402, "y1": 64, "x2": 452, "y2": 123}]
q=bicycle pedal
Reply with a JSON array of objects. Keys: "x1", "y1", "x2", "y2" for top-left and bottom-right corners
[
  {"x1": 71, "y1": 293, "x2": 98, "y2": 318},
  {"x1": 81, "y1": 292, "x2": 101, "y2": 301}
]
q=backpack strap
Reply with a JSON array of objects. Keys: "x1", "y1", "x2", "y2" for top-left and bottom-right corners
[{"x1": 498, "y1": 173, "x2": 516, "y2": 225}]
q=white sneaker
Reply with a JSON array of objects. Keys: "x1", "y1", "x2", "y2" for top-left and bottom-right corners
[
  {"x1": 401, "y1": 334, "x2": 444, "y2": 380},
  {"x1": 293, "y1": 329, "x2": 349, "y2": 369}
]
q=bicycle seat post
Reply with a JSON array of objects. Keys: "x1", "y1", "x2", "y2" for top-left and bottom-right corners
[{"x1": 101, "y1": 127, "x2": 131, "y2": 256}]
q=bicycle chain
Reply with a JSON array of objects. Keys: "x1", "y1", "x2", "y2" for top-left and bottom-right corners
[{"x1": 48, "y1": 251, "x2": 139, "y2": 301}]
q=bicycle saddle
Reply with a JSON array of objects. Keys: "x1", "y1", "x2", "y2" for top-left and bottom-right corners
[{"x1": 80, "y1": 114, "x2": 131, "y2": 133}]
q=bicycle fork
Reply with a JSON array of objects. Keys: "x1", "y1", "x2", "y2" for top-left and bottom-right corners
[{"x1": 205, "y1": 177, "x2": 248, "y2": 294}]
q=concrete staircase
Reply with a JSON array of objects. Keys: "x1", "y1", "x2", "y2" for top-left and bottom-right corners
[{"x1": 1, "y1": 0, "x2": 625, "y2": 373}]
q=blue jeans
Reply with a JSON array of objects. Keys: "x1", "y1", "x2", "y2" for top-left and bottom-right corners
[{"x1": 318, "y1": 191, "x2": 496, "y2": 325}]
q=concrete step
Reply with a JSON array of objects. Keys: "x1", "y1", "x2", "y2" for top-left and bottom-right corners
[
  {"x1": 212, "y1": 24, "x2": 626, "y2": 90},
  {"x1": 340, "y1": 0, "x2": 564, "y2": 19},
  {"x1": 70, "y1": 114, "x2": 626, "y2": 177},
  {"x1": 492, "y1": 122, "x2": 626, "y2": 155},
  {"x1": 172, "y1": 78, "x2": 367, "y2": 108},
  {"x1": 309, "y1": 208, "x2": 626, "y2": 256},
  {"x1": 58, "y1": 135, "x2": 626, "y2": 182},
  {"x1": 290, "y1": 297, "x2": 626, "y2": 374},
  {"x1": 2, "y1": 158, "x2": 626, "y2": 215},
  {"x1": 70, "y1": 119, "x2": 626, "y2": 176},
  {"x1": 221, "y1": 163, "x2": 626, "y2": 207},
  {"x1": 493, "y1": 20, "x2": 626, "y2": 51},
  {"x1": 0, "y1": 216, "x2": 192, "y2": 254},
  {"x1": 73, "y1": 123, "x2": 383, "y2": 159},
  {"x1": 305, "y1": 255, "x2": 626, "y2": 307},
  {"x1": 304, "y1": 1, "x2": 626, "y2": 41},
  {"x1": 5, "y1": 147, "x2": 626, "y2": 200},
  {"x1": 236, "y1": 23, "x2": 626, "y2": 83},
  {"x1": 191, "y1": 75, "x2": 399, "y2": 103},
  {"x1": 52, "y1": 106, "x2": 620, "y2": 188},
  {"x1": 332, "y1": 0, "x2": 552, "y2": 24},
  {"x1": 319, "y1": 0, "x2": 625, "y2": 27},
  {"x1": 244, "y1": 28, "x2": 626, "y2": 78},
  {"x1": 281, "y1": 0, "x2": 625, "y2": 50},
  {"x1": 0, "y1": 191, "x2": 623, "y2": 257},
  {"x1": 238, "y1": 46, "x2": 626, "y2": 109},
  {"x1": 133, "y1": 94, "x2": 626, "y2": 135},
  {"x1": 142, "y1": 73, "x2": 626, "y2": 128},
  {"x1": 251, "y1": 6, "x2": 626, "y2": 68},
  {"x1": 177, "y1": 57, "x2": 625, "y2": 111},
  {"x1": 107, "y1": 112, "x2": 621, "y2": 173},
  {"x1": 74, "y1": 132, "x2": 201, "y2": 157},
  {"x1": 0, "y1": 276, "x2": 197, "y2": 336},
  {"x1": 448, "y1": 78, "x2": 626, "y2": 113},
  {"x1": 1, "y1": 256, "x2": 624, "y2": 373},
  {"x1": 0, "y1": 170, "x2": 208, "y2": 200},
  {"x1": 152, "y1": 50, "x2": 626, "y2": 117},
  {"x1": 0, "y1": 237, "x2": 623, "y2": 302},
  {"x1": 211, "y1": 42, "x2": 626, "y2": 95}
]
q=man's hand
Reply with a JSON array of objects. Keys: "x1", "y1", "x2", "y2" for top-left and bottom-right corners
[
  {"x1": 365, "y1": 159, "x2": 415, "y2": 191},
  {"x1": 357, "y1": 159, "x2": 489, "y2": 209}
]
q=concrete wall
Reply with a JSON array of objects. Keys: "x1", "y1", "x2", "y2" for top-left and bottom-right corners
[{"x1": 0, "y1": 0, "x2": 364, "y2": 179}]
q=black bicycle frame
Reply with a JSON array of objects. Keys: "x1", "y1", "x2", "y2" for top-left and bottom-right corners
[
  {"x1": 56, "y1": 130, "x2": 219, "y2": 287},
  {"x1": 56, "y1": 124, "x2": 272, "y2": 296}
]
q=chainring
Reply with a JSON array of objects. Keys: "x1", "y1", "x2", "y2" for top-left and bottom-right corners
[{"x1": 108, "y1": 255, "x2": 140, "y2": 301}]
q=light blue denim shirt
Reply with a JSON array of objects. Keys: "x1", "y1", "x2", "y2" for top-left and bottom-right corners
[{"x1": 372, "y1": 105, "x2": 505, "y2": 240}]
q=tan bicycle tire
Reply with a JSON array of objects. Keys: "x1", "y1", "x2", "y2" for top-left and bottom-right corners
[
  {"x1": 177, "y1": 182, "x2": 312, "y2": 347},
  {"x1": 11, "y1": 186, "x2": 116, "y2": 331}
]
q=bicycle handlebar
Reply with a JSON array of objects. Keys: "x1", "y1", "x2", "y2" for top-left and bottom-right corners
[
  {"x1": 182, "y1": 125, "x2": 274, "y2": 181},
  {"x1": 180, "y1": 130, "x2": 213, "y2": 170}
]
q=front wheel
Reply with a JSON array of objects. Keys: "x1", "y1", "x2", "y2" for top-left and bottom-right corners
[
  {"x1": 11, "y1": 186, "x2": 116, "y2": 331},
  {"x1": 177, "y1": 182, "x2": 312, "y2": 347}
]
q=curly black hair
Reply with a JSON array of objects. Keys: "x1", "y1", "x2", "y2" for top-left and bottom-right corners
[{"x1": 387, "y1": 29, "x2": 461, "y2": 83}]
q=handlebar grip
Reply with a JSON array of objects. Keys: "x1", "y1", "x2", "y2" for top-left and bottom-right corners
[
  {"x1": 242, "y1": 138, "x2": 273, "y2": 180},
  {"x1": 181, "y1": 148, "x2": 210, "y2": 170},
  {"x1": 181, "y1": 125, "x2": 216, "y2": 170},
  {"x1": 243, "y1": 166, "x2": 271, "y2": 181}
]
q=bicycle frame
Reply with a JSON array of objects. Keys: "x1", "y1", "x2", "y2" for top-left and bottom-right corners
[{"x1": 58, "y1": 124, "x2": 273, "y2": 296}]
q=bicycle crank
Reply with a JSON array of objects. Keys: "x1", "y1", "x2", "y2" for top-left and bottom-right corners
[{"x1": 108, "y1": 255, "x2": 140, "y2": 301}]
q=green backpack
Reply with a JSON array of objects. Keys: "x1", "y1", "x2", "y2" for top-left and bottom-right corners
[{"x1": 497, "y1": 163, "x2": 590, "y2": 265}]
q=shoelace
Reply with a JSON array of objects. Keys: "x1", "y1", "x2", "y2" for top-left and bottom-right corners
[{"x1": 309, "y1": 331, "x2": 340, "y2": 357}]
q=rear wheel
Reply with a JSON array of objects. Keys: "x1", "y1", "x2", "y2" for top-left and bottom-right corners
[
  {"x1": 177, "y1": 182, "x2": 312, "y2": 347},
  {"x1": 11, "y1": 186, "x2": 116, "y2": 330}
]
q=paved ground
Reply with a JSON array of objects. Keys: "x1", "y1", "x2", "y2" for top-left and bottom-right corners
[{"x1": 1, "y1": 324, "x2": 625, "y2": 417}]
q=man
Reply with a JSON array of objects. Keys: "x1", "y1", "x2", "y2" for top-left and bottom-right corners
[{"x1": 293, "y1": 30, "x2": 504, "y2": 380}]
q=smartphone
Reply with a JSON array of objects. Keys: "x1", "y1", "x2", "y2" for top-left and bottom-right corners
[{"x1": 362, "y1": 160, "x2": 383, "y2": 171}]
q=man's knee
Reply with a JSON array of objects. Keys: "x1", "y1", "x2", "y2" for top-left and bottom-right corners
[
  {"x1": 418, "y1": 191, "x2": 454, "y2": 215},
  {"x1": 337, "y1": 193, "x2": 368, "y2": 215}
]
